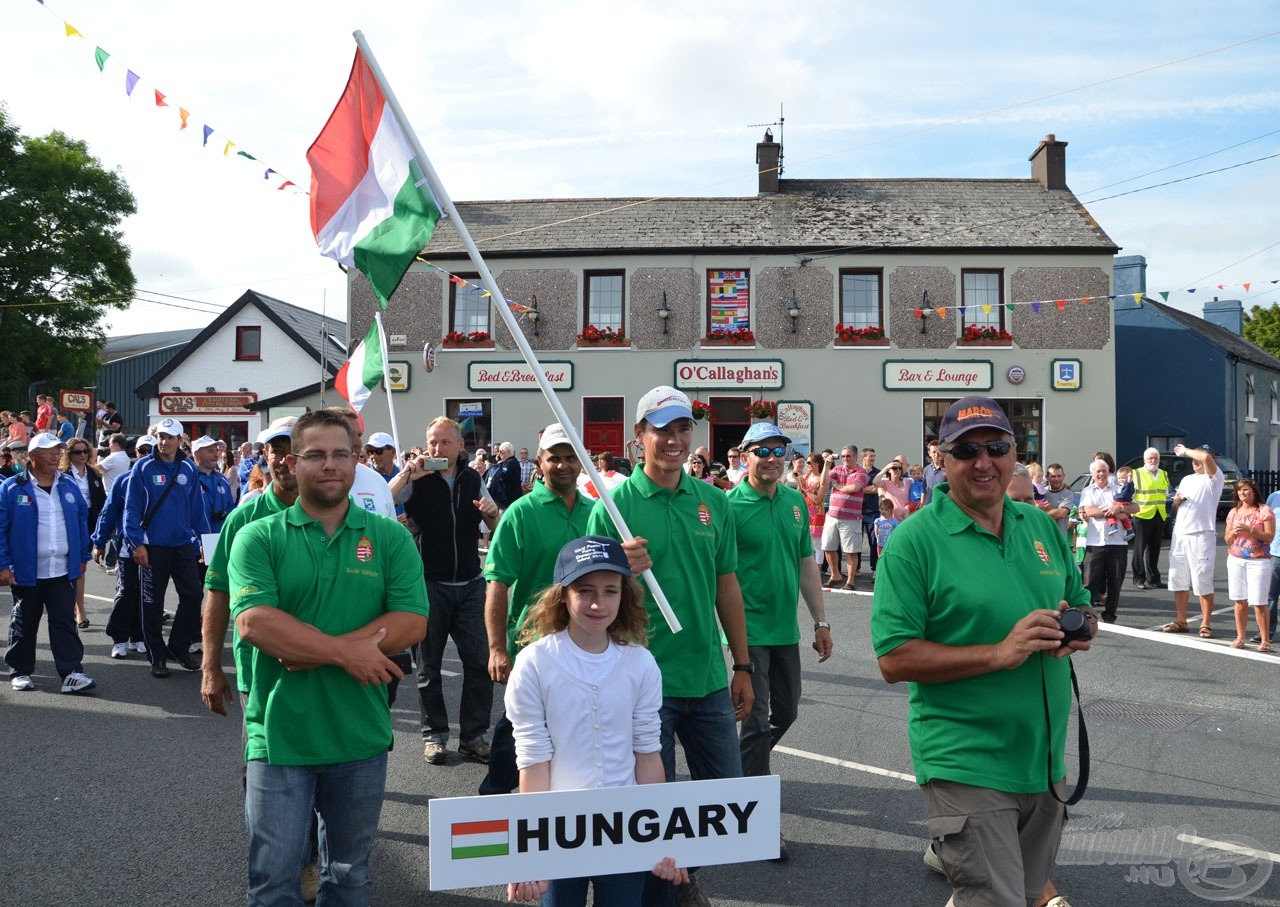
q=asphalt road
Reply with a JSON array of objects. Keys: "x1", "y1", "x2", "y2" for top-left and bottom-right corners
[{"x1": 2, "y1": 539, "x2": 1277, "y2": 907}]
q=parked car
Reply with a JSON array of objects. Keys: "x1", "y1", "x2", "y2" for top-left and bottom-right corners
[{"x1": 1067, "y1": 452, "x2": 1241, "y2": 533}]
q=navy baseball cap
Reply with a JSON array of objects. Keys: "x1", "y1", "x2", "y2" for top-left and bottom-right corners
[
  {"x1": 554, "y1": 536, "x2": 632, "y2": 587},
  {"x1": 937, "y1": 395, "x2": 1014, "y2": 444}
]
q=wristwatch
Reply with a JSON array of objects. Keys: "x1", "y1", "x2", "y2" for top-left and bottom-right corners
[
  {"x1": 815, "y1": 621, "x2": 831, "y2": 631},
  {"x1": 731, "y1": 662, "x2": 755, "y2": 674}
]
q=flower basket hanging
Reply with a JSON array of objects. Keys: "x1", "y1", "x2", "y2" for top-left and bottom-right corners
[
  {"x1": 748, "y1": 399, "x2": 777, "y2": 420},
  {"x1": 691, "y1": 400, "x2": 713, "y2": 422}
]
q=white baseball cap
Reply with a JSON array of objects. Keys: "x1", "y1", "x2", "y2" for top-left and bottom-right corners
[
  {"x1": 136, "y1": 435, "x2": 159, "y2": 451},
  {"x1": 155, "y1": 417, "x2": 184, "y2": 437},
  {"x1": 256, "y1": 417, "x2": 297, "y2": 445},
  {"x1": 636, "y1": 386, "x2": 693, "y2": 428},
  {"x1": 537, "y1": 423, "x2": 574, "y2": 452},
  {"x1": 365, "y1": 432, "x2": 396, "y2": 450},
  {"x1": 28, "y1": 432, "x2": 64, "y2": 452},
  {"x1": 191, "y1": 435, "x2": 220, "y2": 453}
]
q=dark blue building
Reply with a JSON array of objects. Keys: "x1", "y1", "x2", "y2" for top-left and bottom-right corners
[{"x1": 1113, "y1": 256, "x2": 1280, "y2": 473}]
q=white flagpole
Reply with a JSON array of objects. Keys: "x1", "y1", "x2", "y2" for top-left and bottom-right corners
[
  {"x1": 373, "y1": 311, "x2": 403, "y2": 455},
  {"x1": 352, "y1": 31, "x2": 681, "y2": 634}
]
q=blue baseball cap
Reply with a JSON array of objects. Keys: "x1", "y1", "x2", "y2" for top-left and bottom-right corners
[
  {"x1": 554, "y1": 536, "x2": 632, "y2": 587},
  {"x1": 741, "y1": 422, "x2": 790, "y2": 447}
]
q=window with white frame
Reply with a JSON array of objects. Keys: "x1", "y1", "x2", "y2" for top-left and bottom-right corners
[
  {"x1": 584, "y1": 270, "x2": 625, "y2": 335},
  {"x1": 1246, "y1": 373, "x2": 1257, "y2": 421},
  {"x1": 839, "y1": 269, "x2": 884, "y2": 332},
  {"x1": 449, "y1": 274, "x2": 490, "y2": 335},
  {"x1": 961, "y1": 270, "x2": 1005, "y2": 335}
]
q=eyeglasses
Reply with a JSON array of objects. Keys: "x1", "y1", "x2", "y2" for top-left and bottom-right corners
[
  {"x1": 294, "y1": 450, "x2": 355, "y2": 465},
  {"x1": 944, "y1": 440, "x2": 1013, "y2": 461},
  {"x1": 71, "y1": 448, "x2": 90, "y2": 455},
  {"x1": 746, "y1": 446, "x2": 788, "y2": 459}
]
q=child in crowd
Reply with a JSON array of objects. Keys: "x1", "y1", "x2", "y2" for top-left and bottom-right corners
[
  {"x1": 907, "y1": 464, "x2": 926, "y2": 514},
  {"x1": 505, "y1": 536, "x2": 688, "y2": 905},
  {"x1": 873, "y1": 498, "x2": 900, "y2": 557},
  {"x1": 1109, "y1": 466, "x2": 1136, "y2": 541}
]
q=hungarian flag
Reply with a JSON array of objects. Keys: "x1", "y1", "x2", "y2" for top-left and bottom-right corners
[
  {"x1": 335, "y1": 322, "x2": 383, "y2": 413},
  {"x1": 308, "y1": 49, "x2": 442, "y2": 308}
]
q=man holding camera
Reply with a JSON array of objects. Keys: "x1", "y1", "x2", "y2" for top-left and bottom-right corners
[{"x1": 872, "y1": 396, "x2": 1093, "y2": 907}]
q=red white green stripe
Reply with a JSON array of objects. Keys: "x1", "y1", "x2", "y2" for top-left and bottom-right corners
[
  {"x1": 451, "y1": 819, "x2": 509, "y2": 860},
  {"x1": 308, "y1": 49, "x2": 441, "y2": 308},
  {"x1": 335, "y1": 321, "x2": 383, "y2": 414}
]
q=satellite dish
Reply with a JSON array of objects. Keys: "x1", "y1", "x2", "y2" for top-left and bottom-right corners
[{"x1": 423, "y1": 341, "x2": 436, "y2": 373}]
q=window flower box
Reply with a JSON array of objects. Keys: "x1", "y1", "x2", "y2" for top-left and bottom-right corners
[
  {"x1": 442, "y1": 331, "x2": 494, "y2": 349},
  {"x1": 577, "y1": 325, "x2": 628, "y2": 347},
  {"x1": 702, "y1": 327, "x2": 755, "y2": 346},
  {"x1": 834, "y1": 324, "x2": 889, "y2": 347},
  {"x1": 957, "y1": 326, "x2": 1013, "y2": 347}
]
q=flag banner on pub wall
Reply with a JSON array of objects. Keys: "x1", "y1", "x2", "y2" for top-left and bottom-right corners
[{"x1": 308, "y1": 49, "x2": 443, "y2": 308}]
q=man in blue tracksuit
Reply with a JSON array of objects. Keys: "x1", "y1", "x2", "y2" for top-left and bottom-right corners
[
  {"x1": 124, "y1": 418, "x2": 209, "y2": 678},
  {"x1": 191, "y1": 435, "x2": 235, "y2": 537},
  {"x1": 93, "y1": 436, "x2": 155, "y2": 660},
  {"x1": 1, "y1": 432, "x2": 96, "y2": 693}
]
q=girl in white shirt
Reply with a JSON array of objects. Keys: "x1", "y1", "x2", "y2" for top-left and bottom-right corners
[{"x1": 505, "y1": 536, "x2": 687, "y2": 905}]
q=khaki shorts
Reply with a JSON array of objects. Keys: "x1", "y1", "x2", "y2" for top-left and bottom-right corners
[
  {"x1": 821, "y1": 515, "x2": 863, "y2": 555},
  {"x1": 1168, "y1": 531, "x2": 1216, "y2": 596},
  {"x1": 922, "y1": 779, "x2": 1066, "y2": 907}
]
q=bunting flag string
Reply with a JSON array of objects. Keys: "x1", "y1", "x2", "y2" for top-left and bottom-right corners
[
  {"x1": 914, "y1": 280, "x2": 1280, "y2": 319},
  {"x1": 414, "y1": 256, "x2": 533, "y2": 315},
  {"x1": 31, "y1": 0, "x2": 305, "y2": 195}
]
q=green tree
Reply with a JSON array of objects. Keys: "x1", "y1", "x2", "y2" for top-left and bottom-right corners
[
  {"x1": 0, "y1": 105, "x2": 136, "y2": 407},
  {"x1": 1242, "y1": 303, "x2": 1280, "y2": 360}
]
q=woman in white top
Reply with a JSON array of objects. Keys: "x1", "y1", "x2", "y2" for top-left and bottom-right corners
[{"x1": 505, "y1": 536, "x2": 687, "y2": 905}]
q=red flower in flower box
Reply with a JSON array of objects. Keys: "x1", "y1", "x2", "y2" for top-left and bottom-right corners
[
  {"x1": 703, "y1": 327, "x2": 756, "y2": 345},
  {"x1": 577, "y1": 325, "x2": 628, "y2": 346}
]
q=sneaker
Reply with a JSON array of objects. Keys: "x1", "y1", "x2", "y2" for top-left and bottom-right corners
[
  {"x1": 10, "y1": 674, "x2": 35, "y2": 691},
  {"x1": 162, "y1": 611, "x2": 172, "y2": 623},
  {"x1": 423, "y1": 739, "x2": 447, "y2": 765},
  {"x1": 110, "y1": 642, "x2": 130, "y2": 659},
  {"x1": 172, "y1": 650, "x2": 200, "y2": 672},
  {"x1": 676, "y1": 879, "x2": 711, "y2": 907},
  {"x1": 151, "y1": 661, "x2": 170, "y2": 679},
  {"x1": 459, "y1": 738, "x2": 491, "y2": 764},
  {"x1": 923, "y1": 840, "x2": 945, "y2": 875},
  {"x1": 1124, "y1": 530, "x2": 1135, "y2": 542},
  {"x1": 300, "y1": 862, "x2": 320, "y2": 904},
  {"x1": 189, "y1": 641, "x2": 203, "y2": 654},
  {"x1": 132, "y1": 641, "x2": 147, "y2": 653},
  {"x1": 1044, "y1": 897, "x2": 1072, "y2": 907},
  {"x1": 61, "y1": 672, "x2": 97, "y2": 694}
]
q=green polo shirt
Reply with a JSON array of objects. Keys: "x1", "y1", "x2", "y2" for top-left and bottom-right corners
[
  {"x1": 870, "y1": 483, "x2": 1089, "y2": 793},
  {"x1": 484, "y1": 481, "x2": 593, "y2": 659},
  {"x1": 205, "y1": 487, "x2": 290, "y2": 693},
  {"x1": 586, "y1": 467, "x2": 738, "y2": 698},
  {"x1": 229, "y1": 500, "x2": 428, "y2": 766},
  {"x1": 727, "y1": 479, "x2": 813, "y2": 647}
]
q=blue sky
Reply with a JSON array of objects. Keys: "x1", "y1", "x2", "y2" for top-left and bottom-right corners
[{"x1": 2, "y1": 0, "x2": 1277, "y2": 335}]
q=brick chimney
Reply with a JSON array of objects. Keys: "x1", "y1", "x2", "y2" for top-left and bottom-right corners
[
  {"x1": 756, "y1": 128, "x2": 780, "y2": 194},
  {"x1": 1028, "y1": 134, "x2": 1068, "y2": 190}
]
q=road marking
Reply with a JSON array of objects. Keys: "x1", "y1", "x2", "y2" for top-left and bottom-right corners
[
  {"x1": 774, "y1": 745, "x2": 915, "y2": 783},
  {"x1": 1176, "y1": 833, "x2": 1280, "y2": 864},
  {"x1": 86, "y1": 594, "x2": 114, "y2": 603},
  {"x1": 1098, "y1": 622, "x2": 1277, "y2": 662}
]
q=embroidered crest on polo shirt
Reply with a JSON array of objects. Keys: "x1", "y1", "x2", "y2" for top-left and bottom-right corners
[
  {"x1": 356, "y1": 536, "x2": 373, "y2": 562},
  {"x1": 1034, "y1": 540, "x2": 1051, "y2": 565},
  {"x1": 697, "y1": 502, "x2": 712, "y2": 526},
  {"x1": 793, "y1": 505, "x2": 803, "y2": 523}
]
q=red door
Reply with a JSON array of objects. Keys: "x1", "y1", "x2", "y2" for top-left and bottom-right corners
[{"x1": 583, "y1": 396, "x2": 625, "y2": 456}]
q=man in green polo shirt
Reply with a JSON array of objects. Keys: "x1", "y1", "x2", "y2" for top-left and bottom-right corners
[
  {"x1": 727, "y1": 421, "x2": 831, "y2": 863},
  {"x1": 228, "y1": 410, "x2": 427, "y2": 907},
  {"x1": 586, "y1": 385, "x2": 753, "y2": 907},
  {"x1": 871, "y1": 396, "x2": 1093, "y2": 907}
]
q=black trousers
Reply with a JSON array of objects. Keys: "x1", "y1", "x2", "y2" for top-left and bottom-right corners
[
  {"x1": 4, "y1": 576, "x2": 83, "y2": 679},
  {"x1": 1084, "y1": 544, "x2": 1128, "y2": 622},
  {"x1": 105, "y1": 557, "x2": 143, "y2": 644},
  {"x1": 1131, "y1": 514, "x2": 1165, "y2": 585},
  {"x1": 138, "y1": 543, "x2": 202, "y2": 663}
]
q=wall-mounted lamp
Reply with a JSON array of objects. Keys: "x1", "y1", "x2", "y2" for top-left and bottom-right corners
[
  {"x1": 171, "y1": 386, "x2": 181, "y2": 392},
  {"x1": 528, "y1": 294, "x2": 540, "y2": 337},
  {"x1": 657, "y1": 291, "x2": 671, "y2": 335},
  {"x1": 787, "y1": 290, "x2": 801, "y2": 333},
  {"x1": 920, "y1": 290, "x2": 930, "y2": 335},
  {"x1": 238, "y1": 387, "x2": 249, "y2": 393},
  {"x1": 205, "y1": 386, "x2": 216, "y2": 393}
]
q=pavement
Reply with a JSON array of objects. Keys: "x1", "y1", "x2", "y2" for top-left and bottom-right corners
[{"x1": 1, "y1": 538, "x2": 1277, "y2": 907}]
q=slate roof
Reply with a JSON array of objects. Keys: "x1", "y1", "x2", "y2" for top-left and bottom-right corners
[
  {"x1": 1145, "y1": 299, "x2": 1280, "y2": 372},
  {"x1": 101, "y1": 329, "x2": 202, "y2": 363},
  {"x1": 422, "y1": 179, "x2": 1117, "y2": 260},
  {"x1": 134, "y1": 290, "x2": 347, "y2": 398}
]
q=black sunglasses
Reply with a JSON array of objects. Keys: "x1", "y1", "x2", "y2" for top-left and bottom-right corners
[
  {"x1": 746, "y1": 446, "x2": 788, "y2": 459},
  {"x1": 944, "y1": 440, "x2": 1012, "y2": 461}
]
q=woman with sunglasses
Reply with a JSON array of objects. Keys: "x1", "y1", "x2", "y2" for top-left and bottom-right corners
[
  {"x1": 60, "y1": 440, "x2": 107, "y2": 629},
  {"x1": 1224, "y1": 478, "x2": 1274, "y2": 652},
  {"x1": 875, "y1": 457, "x2": 912, "y2": 520}
]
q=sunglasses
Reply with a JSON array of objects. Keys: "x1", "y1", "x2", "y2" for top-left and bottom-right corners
[
  {"x1": 944, "y1": 440, "x2": 1012, "y2": 461},
  {"x1": 746, "y1": 446, "x2": 788, "y2": 459}
]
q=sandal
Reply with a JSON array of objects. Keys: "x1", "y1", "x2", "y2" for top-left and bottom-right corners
[
  {"x1": 1259, "y1": 643, "x2": 1273, "y2": 653},
  {"x1": 77, "y1": 619, "x2": 90, "y2": 630},
  {"x1": 1230, "y1": 638, "x2": 1246, "y2": 649},
  {"x1": 1198, "y1": 626, "x2": 1213, "y2": 638},
  {"x1": 1161, "y1": 621, "x2": 1188, "y2": 633}
]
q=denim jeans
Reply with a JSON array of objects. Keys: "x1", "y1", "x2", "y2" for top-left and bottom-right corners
[
  {"x1": 244, "y1": 752, "x2": 388, "y2": 907},
  {"x1": 544, "y1": 871, "x2": 646, "y2": 906},
  {"x1": 478, "y1": 711, "x2": 518, "y2": 795},
  {"x1": 739, "y1": 645, "x2": 801, "y2": 778},
  {"x1": 418, "y1": 577, "x2": 493, "y2": 743}
]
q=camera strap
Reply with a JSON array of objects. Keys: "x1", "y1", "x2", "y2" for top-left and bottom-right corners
[{"x1": 1041, "y1": 657, "x2": 1089, "y2": 805}]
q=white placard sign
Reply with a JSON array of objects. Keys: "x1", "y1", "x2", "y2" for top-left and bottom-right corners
[
  {"x1": 200, "y1": 533, "x2": 220, "y2": 562},
  {"x1": 428, "y1": 775, "x2": 779, "y2": 891}
]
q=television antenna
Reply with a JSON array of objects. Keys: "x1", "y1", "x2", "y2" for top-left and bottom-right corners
[{"x1": 747, "y1": 103, "x2": 784, "y2": 176}]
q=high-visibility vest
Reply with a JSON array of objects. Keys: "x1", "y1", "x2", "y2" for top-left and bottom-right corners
[{"x1": 1133, "y1": 468, "x2": 1170, "y2": 519}]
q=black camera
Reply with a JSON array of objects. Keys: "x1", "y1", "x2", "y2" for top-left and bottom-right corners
[
  {"x1": 1057, "y1": 608, "x2": 1093, "y2": 643},
  {"x1": 211, "y1": 510, "x2": 228, "y2": 522}
]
